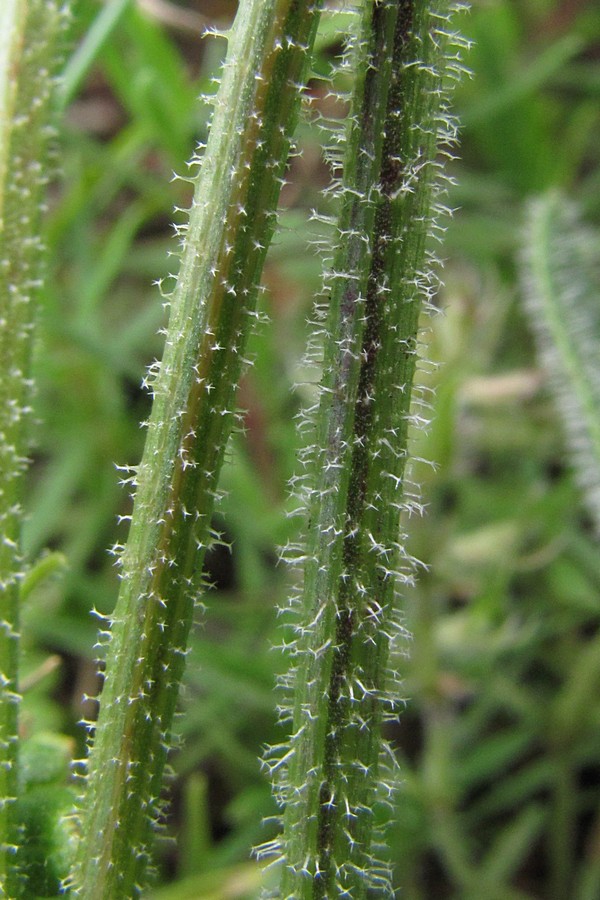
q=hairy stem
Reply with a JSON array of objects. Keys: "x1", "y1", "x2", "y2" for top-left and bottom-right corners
[
  {"x1": 521, "y1": 191, "x2": 600, "y2": 533},
  {"x1": 272, "y1": 2, "x2": 465, "y2": 896},
  {"x1": 71, "y1": 1, "x2": 323, "y2": 896},
  {"x1": 0, "y1": 2, "x2": 66, "y2": 893}
]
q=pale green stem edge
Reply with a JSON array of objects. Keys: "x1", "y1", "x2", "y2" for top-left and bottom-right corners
[
  {"x1": 71, "y1": 1, "x2": 324, "y2": 896},
  {"x1": 522, "y1": 191, "x2": 600, "y2": 898},
  {"x1": 0, "y1": 2, "x2": 66, "y2": 895},
  {"x1": 521, "y1": 190, "x2": 600, "y2": 534}
]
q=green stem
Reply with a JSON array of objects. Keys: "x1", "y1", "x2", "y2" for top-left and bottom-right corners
[
  {"x1": 271, "y1": 2, "x2": 465, "y2": 896},
  {"x1": 0, "y1": 2, "x2": 66, "y2": 893},
  {"x1": 72, "y1": 1, "x2": 322, "y2": 896},
  {"x1": 521, "y1": 192, "x2": 600, "y2": 533}
]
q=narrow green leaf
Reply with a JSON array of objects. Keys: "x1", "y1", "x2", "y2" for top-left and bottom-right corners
[
  {"x1": 462, "y1": 33, "x2": 582, "y2": 127},
  {"x1": 60, "y1": 0, "x2": 133, "y2": 107},
  {"x1": 480, "y1": 803, "x2": 546, "y2": 886}
]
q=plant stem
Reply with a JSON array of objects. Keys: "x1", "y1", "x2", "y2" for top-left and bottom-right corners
[
  {"x1": 72, "y1": 1, "x2": 323, "y2": 896},
  {"x1": 521, "y1": 192, "x2": 600, "y2": 533},
  {"x1": 271, "y1": 2, "x2": 465, "y2": 896},
  {"x1": 0, "y1": 2, "x2": 66, "y2": 893}
]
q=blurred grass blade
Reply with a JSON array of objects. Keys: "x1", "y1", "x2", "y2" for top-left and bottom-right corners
[
  {"x1": 147, "y1": 862, "x2": 264, "y2": 900},
  {"x1": 60, "y1": 0, "x2": 133, "y2": 107},
  {"x1": 463, "y1": 33, "x2": 582, "y2": 127},
  {"x1": 521, "y1": 191, "x2": 600, "y2": 532},
  {"x1": 480, "y1": 803, "x2": 546, "y2": 886}
]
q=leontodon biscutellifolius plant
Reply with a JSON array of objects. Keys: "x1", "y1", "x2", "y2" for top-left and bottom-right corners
[{"x1": 0, "y1": 0, "x2": 469, "y2": 896}]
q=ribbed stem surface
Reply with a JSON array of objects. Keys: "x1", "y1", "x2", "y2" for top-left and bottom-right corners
[
  {"x1": 73, "y1": 1, "x2": 322, "y2": 896},
  {"x1": 274, "y1": 2, "x2": 464, "y2": 896}
]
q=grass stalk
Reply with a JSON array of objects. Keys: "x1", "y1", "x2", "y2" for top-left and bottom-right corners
[{"x1": 71, "y1": 1, "x2": 323, "y2": 896}]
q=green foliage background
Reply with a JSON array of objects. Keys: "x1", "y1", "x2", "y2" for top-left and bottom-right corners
[{"x1": 21, "y1": 0, "x2": 600, "y2": 896}]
